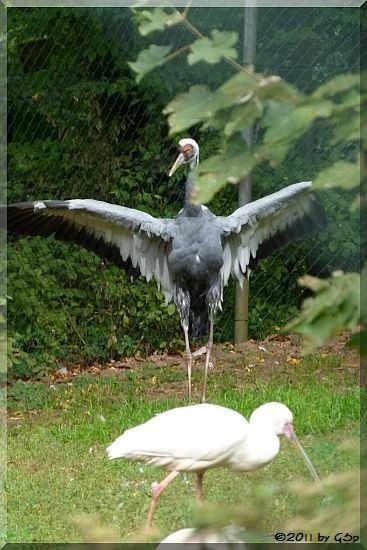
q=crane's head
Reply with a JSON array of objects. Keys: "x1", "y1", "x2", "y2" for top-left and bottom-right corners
[
  {"x1": 250, "y1": 402, "x2": 322, "y2": 488},
  {"x1": 169, "y1": 138, "x2": 199, "y2": 177}
]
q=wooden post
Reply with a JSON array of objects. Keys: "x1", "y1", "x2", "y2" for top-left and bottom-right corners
[{"x1": 234, "y1": 3, "x2": 257, "y2": 345}]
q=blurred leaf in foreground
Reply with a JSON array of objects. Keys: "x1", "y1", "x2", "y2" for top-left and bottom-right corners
[
  {"x1": 129, "y1": 44, "x2": 172, "y2": 83},
  {"x1": 188, "y1": 30, "x2": 238, "y2": 65},
  {"x1": 133, "y1": 8, "x2": 181, "y2": 36},
  {"x1": 286, "y1": 270, "x2": 361, "y2": 354},
  {"x1": 314, "y1": 157, "x2": 360, "y2": 190}
]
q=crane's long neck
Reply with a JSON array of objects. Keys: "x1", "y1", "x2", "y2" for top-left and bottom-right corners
[{"x1": 184, "y1": 158, "x2": 201, "y2": 215}]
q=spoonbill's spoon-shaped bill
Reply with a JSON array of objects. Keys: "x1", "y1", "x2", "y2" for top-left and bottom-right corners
[{"x1": 286, "y1": 428, "x2": 322, "y2": 488}]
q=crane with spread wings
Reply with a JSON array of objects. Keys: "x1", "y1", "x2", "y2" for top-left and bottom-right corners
[{"x1": 3, "y1": 138, "x2": 327, "y2": 401}]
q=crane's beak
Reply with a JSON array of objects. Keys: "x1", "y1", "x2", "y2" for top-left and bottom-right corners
[
  {"x1": 285, "y1": 424, "x2": 322, "y2": 488},
  {"x1": 169, "y1": 152, "x2": 185, "y2": 177}
]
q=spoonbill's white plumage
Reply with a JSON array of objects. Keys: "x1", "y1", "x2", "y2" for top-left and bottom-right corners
[
  {"x1": 157, "y1": 526, "x2": 247, "y2": 548},
  {"x1": 107, "y1": 402, "x2": 321, "y2": 526}
]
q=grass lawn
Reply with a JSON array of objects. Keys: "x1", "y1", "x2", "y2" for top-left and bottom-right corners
[{"x1": 6, "y1": 336, "x2": 360, "y2": 543}]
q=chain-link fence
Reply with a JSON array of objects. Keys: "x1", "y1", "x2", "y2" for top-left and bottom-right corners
[{"x1": 6, "y1": 7, "x2": 361, "y2": 375}]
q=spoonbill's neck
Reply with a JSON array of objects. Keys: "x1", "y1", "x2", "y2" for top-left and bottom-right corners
[{"x1": 227, "y1": 424, "x2": 280, "y2": 472}]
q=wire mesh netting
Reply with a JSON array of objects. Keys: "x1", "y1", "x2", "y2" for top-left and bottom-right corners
[{"x1": 6, "y1": 7, "x2": 361, "y2": 375}]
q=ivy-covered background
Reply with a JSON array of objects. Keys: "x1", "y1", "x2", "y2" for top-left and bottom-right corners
[{"x1": 6, "y1": 7, "x2": 361, "y2": 379}]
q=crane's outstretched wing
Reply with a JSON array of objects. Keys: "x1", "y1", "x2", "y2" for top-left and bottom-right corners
[
  {"x1": 2, "y1": 199, "x2": 175, "y2": 302},
  {"x1": 215, "y1": 182, "x2": 327, "y2": 288}
]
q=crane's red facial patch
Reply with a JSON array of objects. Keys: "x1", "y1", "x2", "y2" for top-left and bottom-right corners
[{"x1": 180, "y1": 144, "x2": 193, "y2": 160}]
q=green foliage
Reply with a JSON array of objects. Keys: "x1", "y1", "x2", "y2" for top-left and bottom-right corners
[
  {"x1": 314, "y1": 158, "x2": 360, "y2": 190},
  {"x1": 128, "y1": 44, "x2": 172, "y2": 83},
  {"x1": 130, "y1": 6, "x2": 361, "y2": 204},
  {"x1": 132, "y1": 8, "x2": 181, "y2": 36},
  {"x1": 188, "y1": 30, "x2": 238, "y2": 65},
  {"x1": 313, "y1": 73, "x2": 360, "y2": 99},
  {"x1": 7, "y1": 237, "x2": 183, "y2": 379},
  {"x1": 286, "y1": 271, "x2": 361, "y2": 353}
]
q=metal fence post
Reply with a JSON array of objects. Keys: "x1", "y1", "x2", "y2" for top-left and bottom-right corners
[{"x1": 234, "y1": 2, "x2": 257, "y2": 345}]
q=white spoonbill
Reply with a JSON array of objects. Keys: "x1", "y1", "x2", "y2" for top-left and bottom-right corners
[{"x1": 107, "y1": 402, "x2": 321, "y2": 527}]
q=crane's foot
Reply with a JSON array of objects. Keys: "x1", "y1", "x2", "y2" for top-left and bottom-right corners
[
  {"x1": 193, "y1": 345, "x2": 207, "y2": 358},
  {"x1": 193, "y1": 350, "x2": 214, "y2": 368}
]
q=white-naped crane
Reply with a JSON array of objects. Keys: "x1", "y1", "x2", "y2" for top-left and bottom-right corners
[
  {"x1": 107, "y1": 402, "x2": 322, "y2": 527},
  {"x1": 2, "y1": 138, "x2": 327, "y2": 401}
]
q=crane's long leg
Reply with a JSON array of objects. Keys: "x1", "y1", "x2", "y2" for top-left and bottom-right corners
[
  {"x1": 195, "y1": 471, "x2": 204, "y2": 503},
  {"x1": 201, "y1": 313, "x2": 214, "y2": 404},
  {"x1": 183, "y1": 324, "x2": 193, "y2": 402},
  {"x1": 146, "y1": 470, "x2": 179, "y2": 528}
]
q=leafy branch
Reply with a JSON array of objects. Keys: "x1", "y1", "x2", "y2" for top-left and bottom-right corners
[
  {"x1": 129, "y1": 6, "x2": 364, "y2": 356},
  {"x1": 130, "y1": 6, "x2": 362, "y2": 205},
  {"x1": 129, "y1": 5, "x2": 258, "y2": 83},
  {"x1": 286, "y1": 270, "x2": 363, "y2": 354}
]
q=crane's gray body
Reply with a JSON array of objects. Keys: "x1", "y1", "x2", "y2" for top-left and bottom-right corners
[
  {"x1": 169, "y1": 208, "x2": 223, "y2": 283},
  {"x1": 168, "y1": 206, "x2": 224, "y2": 335}
]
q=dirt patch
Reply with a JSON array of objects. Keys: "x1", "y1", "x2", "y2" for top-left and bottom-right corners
[{"x1": 14, "y1": 331, "x2": 358, "y2": 390}]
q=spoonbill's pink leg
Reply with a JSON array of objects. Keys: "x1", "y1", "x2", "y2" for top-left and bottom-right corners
[
  {"x1": 195, "y1": 471, "x2": 204, "y2": 503},
  {"x1": 146, "y1": 470, "x2": 179, "y2": 528}
]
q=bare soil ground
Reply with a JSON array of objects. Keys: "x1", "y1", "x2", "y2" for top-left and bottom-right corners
[{"x1": 29, "y1": 332, "x2": 360, "y2": 400}]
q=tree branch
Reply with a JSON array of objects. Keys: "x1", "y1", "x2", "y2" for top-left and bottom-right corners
[{"x1": 172, "y1": 7, "x2": 261, "y2": 80}]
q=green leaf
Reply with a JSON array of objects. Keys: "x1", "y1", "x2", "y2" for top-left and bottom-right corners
[
  {"x1": 163, "y1": 71, "x2": 281, "y2": 134},
  {"x1": 313, "y1": 73, "x2": 359, "y2": 98},
  {"x1": 163, "y1": 85, "x2": 214, "y2": 133},
  {"x1": 202, "y1": 110, "x2": 230, "y2": 131},
  {"x1": 262, "y1": 100, "x2": 294, "y2": 129},
  {"x1": 286, "y1": 272, "x2": 361, "y2": 353},
  {"x1": 331, "y1": 112, "x2": 360, "y2": 146},
  {"x1": 333, "y1": 88, "x2": 362, "y2": 112},
  {"x1": 214, "y1": 70, "x2": 260, "y2": 108},
  {"x1": 166, "y1": 303, "x2": 176, "y2": 316},
  {"x1": 224, "y1": 101, "x2": 263, "y2": 136},
  {"x1": 257, "y1": 77, "x2": 303, "y2": 103},
  {"x1": 188, "y1": 30, "x2": 238, "y2": 65},
  {"x1": 264, "y1": 100, "x2": 334, "y2": 146},
  {"x1": 135, "y1": 8, "x2": 181, "y2": 36},
  {"x1": 314, "y1": 158, "x2": 360, "y2": 190},
  {"x1": 195, "y1": 136, "x2": 259, "y2": 203},
  {"x1": 128, "y1": 44, "x2": 172, "y2": 83}
]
